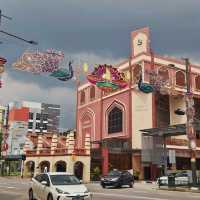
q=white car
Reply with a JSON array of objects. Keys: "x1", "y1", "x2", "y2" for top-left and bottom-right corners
[
  {"x1": 28, "y1": 172, "x2": 92, "y2": 200},
  {"x1": 157, "y1": 172, "x2": 189, "y2": 186}
]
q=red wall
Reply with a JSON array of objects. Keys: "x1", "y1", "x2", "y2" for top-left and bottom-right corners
[{"x1": 9, "y1": 107, "x2": 29, "y2": 122}]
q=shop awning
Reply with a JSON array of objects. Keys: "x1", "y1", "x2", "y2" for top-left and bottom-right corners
[{"x1": 140, "y1": 122, "x2": 200, "y2": 137}]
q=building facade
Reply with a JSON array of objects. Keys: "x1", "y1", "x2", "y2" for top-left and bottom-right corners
[
  {"x1": 23, "y1": 131, "x2": 91, "y2": 182},
  {"x1": 77, "y1": 27, "x2": 200, "y2": 180},
  {"x1": 2, "y1": 101, "x2": 61, "y2": 156}
]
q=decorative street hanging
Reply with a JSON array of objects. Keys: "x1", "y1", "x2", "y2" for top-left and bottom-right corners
[
  {"x1": 0, "y1": 57, "x2": 6, "y2": 74},
  {"x1": 87, "y1": 64, "x2": 128, "y2": 91},
  {"x1": 12, "y1": 49, "x2": 74, "y2": 81},
  {"x1": 0, "y1": 57, "x2": 7, "y2": 88},
  {"x1": 138, "y1": 75, "x2": 154, "y2": 93}
]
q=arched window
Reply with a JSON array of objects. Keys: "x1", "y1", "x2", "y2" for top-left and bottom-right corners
[
  {"x1": 108, "y1": 107, "x2": 123, "y2": 133},
  {"x1": 195, "y1": 75, "x2": 200, "y2": 90},
  {"x1": 176, "y1": 71, "x2": 186, "y2": 87},
  {"x1": 90, "y1": 86, "x2": 95, "y2": 100},
  {"x1": 80, "y1": 90, "x2": 85, "y2": 104},
  {"x1": 133, "y1": 64, "x2": 142, "y2": 84},
  {"x1": 158, "y1": 67, "x2": 169, "y2": 83}
]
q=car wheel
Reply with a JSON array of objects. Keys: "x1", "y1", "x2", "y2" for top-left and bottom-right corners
[
  {"x1": 116, "y1": 182, "x2": 121, "y2": 188},
  {"x1": 47, "y1": 193, "x2": 53, "y2": 200},
  {"x1": 29, "y1": 189, "x2": 35, "y2": 200},
  {"x1": 101, "y1": 184, "x2": 106, "y2": 188},
  {"x1": 129, "y1": 182, "x2": 133, "y2": 188}
]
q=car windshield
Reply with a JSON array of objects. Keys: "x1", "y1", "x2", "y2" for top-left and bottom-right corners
[
  {"x1": 108, "y1": 171, "x2": 121, "y2": 176},
  {"x1": 50, "y1": 175, "x2": 80, "y2": 185}
]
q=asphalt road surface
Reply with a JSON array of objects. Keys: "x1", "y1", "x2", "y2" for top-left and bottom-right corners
[{"x1": 0, "y1": 177, "x2": 200, "y2": 200}]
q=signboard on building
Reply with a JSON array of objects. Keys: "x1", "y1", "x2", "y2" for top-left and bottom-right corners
[{"x1": 169, "y1": 150, "x2": 176, "y2": 164}]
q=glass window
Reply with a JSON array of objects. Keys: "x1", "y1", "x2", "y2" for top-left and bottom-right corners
[
  {"x1": 43, "y1": 123, "x2": 47, "y2": 130},
  {"x1": 133, "y1": 64, "x2": 142, "y2": 84},
  {"x1": 42, "y1": 114, "x2": 48, "y2": 121},
  {"x1": 28, "y1": 122, "x2": 33, "y2": 129},
  {"x1": 195, "y1": 75, "x2": 200, "y2": 90},
  {"x1": 176, "y1": 71, "x2": 186, "y2": 87},
  {"x1": 36, "y1": 123, "x2": 41, "y2": 130},
  {"x1": 80, "y1": 91, "x2": 85, "y2": 104},
  {"x1": 29, "y1": 112, "x2": 34, "y2": 119},
  {"x1": 108, "y1": 107, "x2": 123, "y2": 133},
  {"x1": 90, "y1": 86, "x2": 95, "y2": 100},
  {"x1": 108, "y1": 170, "x2": 121, "y2": 176},
  {"x1": 35, "y1": 174, "x2": 43, "y2": 182},
  {"x1": 50, "y1": 175, "x2": 80, "y2": 185},
  {"x1": 41, "y1": 174, "x2": 50, "y2": 185},
  {"x1": 36, "y1": 113, "x2": 41, "y2": 120}
]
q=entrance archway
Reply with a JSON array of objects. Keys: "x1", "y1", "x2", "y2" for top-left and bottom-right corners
[
  {"x1": 55, "y1": 161, "x2": 66, "y2": 172},
  {"x1": 74, "y1": 161, "x2": 84, "y2": 180},
  {"x1": 25, "y1": 161, "x2": 35, "y2": 177},
  {"x1": 39, "y1": 161, "x2": 50, "y2": 173}
]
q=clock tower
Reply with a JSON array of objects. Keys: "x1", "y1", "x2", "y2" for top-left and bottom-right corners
[{"x1": 131, "y1": 27, "x2": 150, "y2": 58}]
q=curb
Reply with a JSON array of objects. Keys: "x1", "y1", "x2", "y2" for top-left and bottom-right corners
[{"x1": 158, "y1": 187, "x2": 200, "y2": 193}]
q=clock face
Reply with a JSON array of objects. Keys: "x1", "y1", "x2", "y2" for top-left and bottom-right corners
[{"x1": 137, "y1": 39, "x2": 143, "y2": 46}]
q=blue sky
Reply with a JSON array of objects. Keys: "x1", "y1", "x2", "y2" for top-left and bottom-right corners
[{"x1": 0, "y1": 0, "x2": 200, "y2": 129}]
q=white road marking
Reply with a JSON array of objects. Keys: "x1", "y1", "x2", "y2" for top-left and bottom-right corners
[
  {"x1": 93, "y1": 192, "x2": 170, "y2": 200},
  {"x1": 0, "y1": 186, "x2": 16, "y2": 189}
]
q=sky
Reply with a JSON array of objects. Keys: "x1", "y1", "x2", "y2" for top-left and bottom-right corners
[{"x1": 0, "y1": 0, "x2": 200, "y2": 129}]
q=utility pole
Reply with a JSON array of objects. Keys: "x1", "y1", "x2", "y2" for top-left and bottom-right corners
[{"x1": 184, "y1": 58, "x2": 197, "y2": 186}]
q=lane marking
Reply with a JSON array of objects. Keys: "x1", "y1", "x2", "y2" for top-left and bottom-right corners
[
  {"x1": 0, "y1": 186, "x2": 16, "y2": 189},
  {"x1": 93, "y1": 192, "x2": 170, "y2": 200}
]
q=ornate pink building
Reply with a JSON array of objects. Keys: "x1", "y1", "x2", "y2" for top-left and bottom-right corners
[{"x1": 77, "y1": 27, "x2": 200, "y2": 180}]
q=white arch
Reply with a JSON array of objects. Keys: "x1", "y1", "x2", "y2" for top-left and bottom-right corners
[{"x1": 79, "y1": 108, "x2": 95, "y2": 145}]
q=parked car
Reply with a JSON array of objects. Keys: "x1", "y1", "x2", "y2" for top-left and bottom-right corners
[
  {"x1": 100, "y1": 170, "x2": 134, "y2": 188},
  {"x1": 28, "y1": 172, "x2": 92, "y2": 200},
  {"x1": 157, "y1": 171, "x2": 190, "y2": 186}
]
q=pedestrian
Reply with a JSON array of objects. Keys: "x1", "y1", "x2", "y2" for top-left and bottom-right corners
[
  {"x1": 6, "y1": 166, "x2": 9, "y2": 175},
  {"x1": 44, "y1": 166, "x2": 48, "y2": 173}
]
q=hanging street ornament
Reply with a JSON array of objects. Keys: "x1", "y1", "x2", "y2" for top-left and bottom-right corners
[
  {"x1": 87, "y1": 64, "x2": 128, "y2": 91},
  {"x1": 0, "y1": 57, "x2": 6, "y2": 75},
  {"x1": 12, "y1": 50, "x2": 74, "y2": 82},
  {"x1": 138, "y1": 75, "x2": 154, "y2": 93},
  {"x1": 83, "y1": 63, "x2": 89, "y2": 73},
  {"x1": 125, "y1": 71, "x2": 131, "y2": 81}
]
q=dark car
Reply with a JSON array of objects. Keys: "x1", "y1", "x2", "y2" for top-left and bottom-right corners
[{"x1": 100, "y1": 170, "x2": 134, "y2": 188}]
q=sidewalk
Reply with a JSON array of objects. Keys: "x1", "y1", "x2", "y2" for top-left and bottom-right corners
[{"x1": 158, "y1": 185, "x2": 200, "y2": 193}]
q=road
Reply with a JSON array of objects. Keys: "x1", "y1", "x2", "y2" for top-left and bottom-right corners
[{"x1": 0, "y1": 177, "x2": 200, "y2": 200}]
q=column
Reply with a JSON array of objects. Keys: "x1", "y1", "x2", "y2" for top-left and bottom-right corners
[
  {"x1": 68, "y1": 131, "x2": 75, "y2": 154},
  {"x1": 51, "y1": 134, "x2": 58, "y2": 155},
  {"x1": 101, "y1": 147, "x2": 109, "y2": 176},
  {"x1": 84, "y1": 133, "x2": 91, "y2": 155},
  {"x1": 36, "y1": 134, "x2": 43, "y2": 154}
]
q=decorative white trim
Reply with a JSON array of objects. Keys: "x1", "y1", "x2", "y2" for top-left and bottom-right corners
[{"x1": 79, "y1": 108, "x2": 96, "y2": 145}]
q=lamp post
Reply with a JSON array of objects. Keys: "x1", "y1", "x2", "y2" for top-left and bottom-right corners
[{"x1": 184, "y1": 58, "x2": 197, "y2": 186}]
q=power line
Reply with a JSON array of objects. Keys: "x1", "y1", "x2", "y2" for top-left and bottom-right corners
[{"x1": 0, "y1": 9, "x2": 38, "y2": 45}]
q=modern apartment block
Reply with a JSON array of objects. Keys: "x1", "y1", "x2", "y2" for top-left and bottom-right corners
[{"x1": 2, "y1": 101, "x2": 61, "y2": 156}]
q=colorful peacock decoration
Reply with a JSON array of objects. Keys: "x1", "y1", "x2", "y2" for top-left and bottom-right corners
[
  {"x1": 87, "y1": 64, "x2": 128, "y2": 92},
  {"x1": 137, "y1": 74, "x2": 154, "y2": 93},
  {"x1": 12, "y1": 49, "x2": 74, "y2": 82}
]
